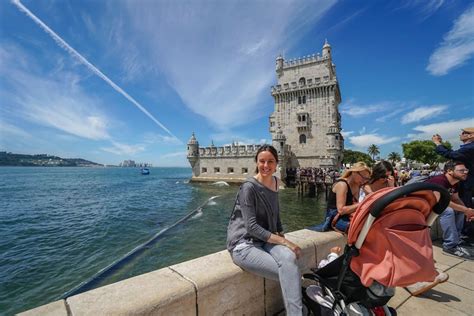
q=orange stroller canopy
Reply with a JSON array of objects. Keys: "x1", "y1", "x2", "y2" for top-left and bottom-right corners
[{"x1": 347, "y1": 184, "x2": 449, "y2": 288}]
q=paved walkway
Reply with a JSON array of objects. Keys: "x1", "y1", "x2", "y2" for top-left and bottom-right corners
[{"x1": 391, "y1": 241, "x2": 473, "y2": 315}]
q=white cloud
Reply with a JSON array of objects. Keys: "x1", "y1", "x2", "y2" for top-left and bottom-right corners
[
  {"x1": 0, "y1": 47, "x2": 111, "y2": 141},
  {"x1": 349, "y1": 134, "x2": 400, "y2": 148},
  {"x1": 408, "y1": 118, "x2": 474, "y2": 146},
  {"x1": 341, "y1": 130, "x2": 354, "y2": 138},
  {"x1": 112, "y1": 0, "x2": 337, "y2": 129},
  {"x1": 160, "y1": 151, "x2": 187, "y2": 159},
  {"x1": 395, "y1": 0, "x2": 445, "y2": 20},
  {"x1": 427, "y1": 4, "x2": 474, "y2": 75},
  {"x1": 101, "y1": 141, "x2": 146, "y2": 155},
  {"x1": 401, "y1": 105, "x2": 447, "y2": 124},
  {"x1": 142, "y1": 133, "x2": 182, "y2": 145},
  {"x1": 340, "y1": 100, "x2": 394, "y2": 117},
  {"x1": 0, "y1": 121, "x2": 32, "y2": 139},
  {"x1": 209, "y1": 132, "x2": 268, "y2": 146}
]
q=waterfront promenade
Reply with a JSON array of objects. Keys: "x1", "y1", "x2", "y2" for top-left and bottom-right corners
[{"x1": 391, "y1": 242, "x2": 473, "y2": 315}]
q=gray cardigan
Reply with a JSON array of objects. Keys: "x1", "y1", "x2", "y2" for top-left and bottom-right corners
[{"x1": 226, "y1": 177, "x2": 283, "y2": 252}]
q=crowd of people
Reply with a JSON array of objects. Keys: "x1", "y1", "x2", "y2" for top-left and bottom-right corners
[
  {"x1": 225, "y1": 126, "x2": 473, "y2": 315},
  {"x1": 285, "y1": 167, "x2": 340, "y2": 186}
]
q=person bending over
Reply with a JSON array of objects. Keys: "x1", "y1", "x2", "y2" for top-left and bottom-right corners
[{"x1": 359, "y1": 160, "x2": 396, "y2": 202}]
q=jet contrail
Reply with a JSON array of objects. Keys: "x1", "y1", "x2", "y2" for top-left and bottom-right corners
[{"x1": 12, "y1": 0, "x2": 179, "y2": 141}]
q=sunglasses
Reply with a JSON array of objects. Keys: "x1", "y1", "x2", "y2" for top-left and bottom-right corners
[{"x1": 358, "y1": 172, "x2": 370, "y2": 180}]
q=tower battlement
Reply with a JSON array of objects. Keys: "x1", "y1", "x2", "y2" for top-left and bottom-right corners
[
  {"x1": 282, "y1": 53, "x2": 328, "y2": 69},
  {"x1": 198, "y1": 144, "x2": 261, "y2": 158}
]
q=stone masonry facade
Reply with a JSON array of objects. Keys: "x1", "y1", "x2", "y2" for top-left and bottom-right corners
[{"x1": 187, "y1": 41, "x2": 344, "y2": 182}]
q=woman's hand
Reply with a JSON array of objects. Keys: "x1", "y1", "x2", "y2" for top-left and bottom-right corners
[
  {"x1": 340, "y1": 204, "x2": 358, "y2": 215},
  {"x1": 284, "y1": 239, "x2": 302, "y2": 259},
  {"x1": 268, "y1": 233, "x2": 301, "y2": 259}
]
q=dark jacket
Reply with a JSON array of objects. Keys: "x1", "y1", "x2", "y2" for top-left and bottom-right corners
[{"x1": 226, "y1": 177, "x2": 283, "y2": 252}]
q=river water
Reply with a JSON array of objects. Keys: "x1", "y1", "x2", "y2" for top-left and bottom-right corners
[{"x1": 0, "y1": 167, "x2": 326, "y2": 314}]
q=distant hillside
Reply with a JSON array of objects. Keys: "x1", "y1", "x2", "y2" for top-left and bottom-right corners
[{"x1": 0, "y1": 152, "x2": 102, "y2": 167}]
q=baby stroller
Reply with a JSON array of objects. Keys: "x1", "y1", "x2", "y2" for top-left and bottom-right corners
[{"x1": 302, "y1": 183, "x2": 450, "y2": 315}]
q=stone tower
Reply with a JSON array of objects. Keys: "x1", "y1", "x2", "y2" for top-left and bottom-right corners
[
  {"x1": 269, "y1": 40, "x2": 343, "y2": 168},
  {"x1": 187, "y1": 132, "x2": 200, "y2": 176}
]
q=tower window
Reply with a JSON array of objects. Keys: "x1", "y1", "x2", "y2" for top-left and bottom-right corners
[
  {"x1": 335, "y1": 135, "x2": 339, "y2": 140},
  {"x1": 214, "y1": 167, "x2": 220, "y2": 173},
  {"x1": 302, "y1": 96, "x2": 306, "y2": 104},
  {"x1": 298, "y1": 96, "x2": 302, "y2": 104},
  {"x1": 202, "y1": 167, "x2": 207, "y2": 173},
  {"x1": 228, "y1": 167, "x2": 234, "y2": 174},
  {"x1": 299, "y1": 134, "x2": 307, "y2": 144},
  {"x1": 242, "y1": 168, "x2": 248, "y2": 174}
]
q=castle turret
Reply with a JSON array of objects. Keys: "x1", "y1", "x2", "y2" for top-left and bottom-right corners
[
  {"x1": 322, "y1": 39, "x2": 331, "y2": 59},
  {"x1": 187, "y1": 133, "x2": 200, "y2": 174},
  {"x1": 276, "y1": 55, "x2": 284, "y2": 77},
  {"x1": 326, "y1": 122, "x2": 343, "y2": 167},
  {"x1": 272, "y1": 128, "x2": 287, "y2": 180}
]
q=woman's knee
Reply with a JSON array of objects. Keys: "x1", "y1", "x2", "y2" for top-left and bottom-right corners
[
  {"x1": 440, "y1": 207, "x2": 455, "y2": 218},
  {"x1": 273, "y1": 246, "x2": 298, "y2": 264}
]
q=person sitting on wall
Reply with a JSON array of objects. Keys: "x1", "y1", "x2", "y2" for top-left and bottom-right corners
[
  {"x1": 312, "y1": 162, "x2": 371, "y2": 233},
  {"x1": 227, "y1": 144, "x2": 303, "y2": 315}
]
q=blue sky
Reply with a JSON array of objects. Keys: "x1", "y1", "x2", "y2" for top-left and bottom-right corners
[{"x1": 1, "y1": 0, "x2": 473, "y2": 166}]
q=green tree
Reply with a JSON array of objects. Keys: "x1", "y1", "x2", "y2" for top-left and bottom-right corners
[
  {"x1": 387, "y1": 152, "x2": 401, "y2": 164},
  {"x1": 343, "y1": 149, "x2": 373, "y2": 166},
  {"x1": 367, "y1": 144, "x2": 380, "y2": 161},
  {"x1": 402, "y1": 140, "x2": 452, "y2": 166}
]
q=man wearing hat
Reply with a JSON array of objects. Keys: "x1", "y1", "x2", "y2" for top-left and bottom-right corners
[{"x1": 433, "y1": 127, "x2": 474, "y2": 241}]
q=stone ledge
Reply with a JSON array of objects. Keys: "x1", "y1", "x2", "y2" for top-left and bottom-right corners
[
  {"x1": 19, "y1": 229, "x2": 346, "y2": 315},
  {"x1": 17, "y1": 300, "x2": 68, "y2": 316},
  {"x1": 67, "y1": 268, "x2": 196, "y2": 315}
]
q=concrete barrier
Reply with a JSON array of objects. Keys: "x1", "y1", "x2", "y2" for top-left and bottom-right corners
[{"x1": 19, "y1": 230, "x2": 346, "y2": 316}]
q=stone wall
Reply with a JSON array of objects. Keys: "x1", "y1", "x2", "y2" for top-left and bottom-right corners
[
  {"x1": 18, "y1": 225, "x2": 445, "y2": 316},
  {"x1": 19, "y1": 230, "x2": 346, "y2": 316}
]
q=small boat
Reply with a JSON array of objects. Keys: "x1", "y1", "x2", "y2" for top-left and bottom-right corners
[{"x1": 141, "y1": 168, "x2": 150, "y2": 175}]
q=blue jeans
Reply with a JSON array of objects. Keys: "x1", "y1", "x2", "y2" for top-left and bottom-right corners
[
  {"x1": 231, "y1": 241, "x2": 302, "y2": 315},
  {"x1": 439, "y1": 207, "x2": 465, "y2": 249},
  {"x1": 334, "y1": 215, "x2": 351, "y2": 233}
]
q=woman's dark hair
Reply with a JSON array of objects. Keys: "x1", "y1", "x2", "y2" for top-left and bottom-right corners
[
  {"x1": 254, "y1": 144, "x2": 278, "y2": 173},
  {"x1": 369, "y1": 160, "x2": 394, "y2": 184}
]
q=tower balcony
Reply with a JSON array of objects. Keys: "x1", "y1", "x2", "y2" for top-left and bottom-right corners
[{"x1": 297, "y1": 121, "x2": 310, "y2": 132}]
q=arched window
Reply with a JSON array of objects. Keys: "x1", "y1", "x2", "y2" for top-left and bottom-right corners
[
  {"x1": 299, "y1": 77, "x2": 306, "y2": 86},
  {"x1": 299, "y1": 134, "x2": 306, "y2": 144}
]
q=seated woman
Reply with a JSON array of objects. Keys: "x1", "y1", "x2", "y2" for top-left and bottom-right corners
[
  {"x1": 329, "y1": 162, "x2": 371, "y2": 233},
  {"x1": 359, "y1": 160, "x2": 396, "y2": 202},
  {"x1": 227, "y1": 145, "x2": 303, "y2": 315}
]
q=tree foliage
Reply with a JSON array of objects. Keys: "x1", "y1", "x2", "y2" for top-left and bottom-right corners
[
  {"x1": 343, "y1": 149, "x2": 373, "y2": 166},
  {"x1": 401, "y1": 140, "x2": 452, "y2": 166},
  {"x1": 387, "y1": 152, "x2": 401, "y2": 164},
  {"x1": 367, "y1": 144, "x2": 380, "y2": 161}
]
